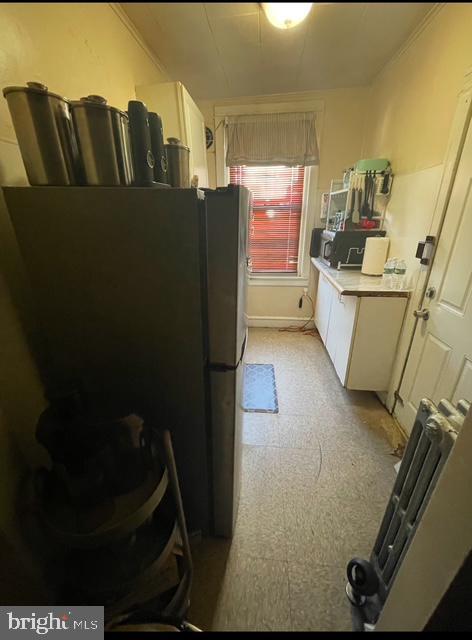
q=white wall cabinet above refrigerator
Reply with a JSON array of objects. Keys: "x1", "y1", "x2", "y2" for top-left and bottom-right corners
[{"x1": 136, "y1": 80, "x2": 209, "y2": 188}]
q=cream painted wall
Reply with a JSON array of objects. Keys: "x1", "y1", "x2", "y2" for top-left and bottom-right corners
[
  {"x1": 0, "y1": 3, "x2": 169, "y2": 137},
  {"x1": 200, "y1": 87, "x2": 368, "y2": 196},
  {"x1": 247, "y1": 281, "x2": 316, "y2": 325},
  {"x1": 198, "y1": 88, "x2": 369, "y2": 322},
  {"x1": 0, "y1": 3, "x2": 168, "y2": 540},
  {"x1": 364, "y1": 2, "x2": 472, "y2": 263},
  {"x1": 379, "y1": 166, "x2": 443, "y2": 413},
  {"x1": 198, "y1": 101, "x2": 218, "y2": 190},
  {"x1": 381, "y1": 165, "x2": 444, "y2": 290},
  {"x1": 362, "y1": 3, "x2": 472, "y2": 416},
  {"x1": 363, "y1": 4, "x2": 472, "y2": 176}
]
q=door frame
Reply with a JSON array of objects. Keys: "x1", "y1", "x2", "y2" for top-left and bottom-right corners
[{"x1": 392, "y1": 66, "x2": 472, "y2": 427}]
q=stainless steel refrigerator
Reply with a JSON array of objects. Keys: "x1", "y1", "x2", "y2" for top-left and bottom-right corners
[
  {"x1": 3, "y1": 184, "x2": 249, "y2": 538},
  {"x1": 205, "y1": 185, "x2": 249, "y2": 537}
]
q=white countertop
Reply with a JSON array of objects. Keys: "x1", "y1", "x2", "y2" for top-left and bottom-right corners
[{"x1": 311, "y1": 257, "x2": 412, "y2": 297}]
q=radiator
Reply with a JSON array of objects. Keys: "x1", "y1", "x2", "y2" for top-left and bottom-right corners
[{"x1": 347, "y1": 397, "x2": 469, "y2": 630}]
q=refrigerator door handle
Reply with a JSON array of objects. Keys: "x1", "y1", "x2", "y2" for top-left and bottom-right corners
[{"x1": 209, "y1": 329, "x2": 247, "y2": 372}]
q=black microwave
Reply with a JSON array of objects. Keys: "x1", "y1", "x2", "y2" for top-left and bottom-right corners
[{"x1": 314, "y1": 229, "x2": 387, "y2": 270}]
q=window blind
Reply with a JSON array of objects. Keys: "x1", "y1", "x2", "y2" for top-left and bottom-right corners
[{"x1": 230, "y1": 165, "x2": 305, "y2": 274}]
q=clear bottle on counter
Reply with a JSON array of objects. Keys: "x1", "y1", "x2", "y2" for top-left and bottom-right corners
[
  {"x1": 383, "y1": 257, "x2": 407, "y2": 290},
  {"x1": 383, "y1": 258, "x2": 396, "y2": 274},
  {"x1": 393, "y1": 259, "x2": 407, "y2": 290},
  {"x1": 394, "y1": 259, "x2": 407, "y2": 275},
  {"x1": 383, "y1": 257, "x2": 396, "y2": 289}
]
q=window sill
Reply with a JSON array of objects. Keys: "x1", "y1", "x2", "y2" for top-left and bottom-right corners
[{"x1": 249, "y1": 275, "x2": 309, "y2": 287}]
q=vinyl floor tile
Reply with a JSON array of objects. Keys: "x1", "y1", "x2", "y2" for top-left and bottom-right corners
[
  {"x1": 243, "y1": 412, "x2": 280, "y2": 447},
  {"x1": 190, "y1": 329, "x2": 402, "y2": 631},
  {"x1": 288, "y1": 561, "x2": 352, "y2": 631},
  {"x1": 277, "y1": 413, "x2": 322, "y2": 450},
  {"x1": 211, "y1": 555, "x2": 292, "y2": 632}
]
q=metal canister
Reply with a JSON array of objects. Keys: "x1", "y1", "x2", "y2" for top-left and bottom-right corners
[
  {"x1": 71, "y1": 95, "x2": 134, "y2": 186},
  {"x1": 165, "y1": 137, "x2": 190, "y2": 188},
  {"x1": 3, "y1": 81, "x2": 82, "y2": 185}
]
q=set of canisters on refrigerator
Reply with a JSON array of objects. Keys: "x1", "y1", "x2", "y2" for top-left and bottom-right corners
[{"x1": 3, "y1": 81, "x2": 190, "y2": 188}]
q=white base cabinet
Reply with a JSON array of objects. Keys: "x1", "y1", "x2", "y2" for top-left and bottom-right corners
[{"x1": 314, "y1": 272, "x2": 407, "y2": 391}]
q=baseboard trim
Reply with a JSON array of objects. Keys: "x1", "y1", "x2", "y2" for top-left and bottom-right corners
[{"x1": 248, "y1": 315, "x2": 313, "y2": 328}]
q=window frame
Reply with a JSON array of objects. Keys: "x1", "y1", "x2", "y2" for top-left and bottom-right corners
[
  {"x1": 214, "y1": 98, "x2": 323, "y2": 287},
  {"x1": 230, "y1": 164, "x2": 306, "y2": 277}
]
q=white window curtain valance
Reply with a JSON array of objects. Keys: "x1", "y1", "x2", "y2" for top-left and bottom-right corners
[{"x1": 225, "y1": 111, "x2": 319, "y2": 167}]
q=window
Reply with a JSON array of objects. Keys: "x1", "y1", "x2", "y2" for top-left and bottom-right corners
[{"x1": 229, "y1": 165, "x2": 305, "y2": 274}]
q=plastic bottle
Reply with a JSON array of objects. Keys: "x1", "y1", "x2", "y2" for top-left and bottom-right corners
[
  {"x1": 383, "y1": 257, "x2": 396, "y2": 289},
  {"x1": 393, "y1": 259, "x2": 407, "y2": 290},
  {"x1": 394, "y1": 259, "x2": 407, "y2": 275}
]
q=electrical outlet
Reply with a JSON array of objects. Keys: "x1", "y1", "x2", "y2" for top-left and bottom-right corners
[{"x1": 299, "y1": 287, "x2": 309, "y2": 309}]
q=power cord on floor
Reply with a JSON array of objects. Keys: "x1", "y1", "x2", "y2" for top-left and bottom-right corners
[{"x1": 278, "y1": 293, "x2": 319, "y2": 337}]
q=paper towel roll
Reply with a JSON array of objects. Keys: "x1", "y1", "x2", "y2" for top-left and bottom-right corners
[{"x1": 362, "y1": 237, "x2": 390, "y2": 276}]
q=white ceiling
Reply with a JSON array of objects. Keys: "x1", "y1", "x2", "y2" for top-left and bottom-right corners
[{"x1": 121, "y1": 2, "x2": 434, "y2": 100}]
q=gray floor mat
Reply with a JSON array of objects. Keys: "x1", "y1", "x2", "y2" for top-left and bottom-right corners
[{"x1": 243, "y1": 363, "x2": 279, "y2": 413}]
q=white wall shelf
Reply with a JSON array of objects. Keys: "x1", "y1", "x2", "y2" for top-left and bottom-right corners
[{"x1": 325, "y1": 172, "x2": 392, "y2": 233}]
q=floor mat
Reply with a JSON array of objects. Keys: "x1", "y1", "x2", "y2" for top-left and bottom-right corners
[{"x1": 243, "y1": 363, "x2": 279, "y2": 413}]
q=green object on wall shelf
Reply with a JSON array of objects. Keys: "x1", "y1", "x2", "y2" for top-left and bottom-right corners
[{"x1": 355, "y1": 158, "x2": 390, "y2": 173}]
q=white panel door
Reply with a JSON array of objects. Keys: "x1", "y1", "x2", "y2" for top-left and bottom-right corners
[{"x1": 396, "y1": 115, "x2": 472, "y2": 433}]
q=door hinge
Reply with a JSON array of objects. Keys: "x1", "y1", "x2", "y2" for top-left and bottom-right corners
[{"x1": 394, "y1": 389, "x2": 404, "y2": 405}]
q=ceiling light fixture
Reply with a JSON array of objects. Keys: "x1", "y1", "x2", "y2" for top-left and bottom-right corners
[{"x1": 261, "y1": 3, "x2": 313, "y2": 30}]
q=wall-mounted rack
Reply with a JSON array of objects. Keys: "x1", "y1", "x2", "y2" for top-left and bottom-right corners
[{"x1": 323, "y1": 171, "x2": 393, "y2": 233}]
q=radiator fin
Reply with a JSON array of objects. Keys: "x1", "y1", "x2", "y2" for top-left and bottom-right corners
[{"x1": 370, "y1": 398, "x2": 462, "y2": 603}]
